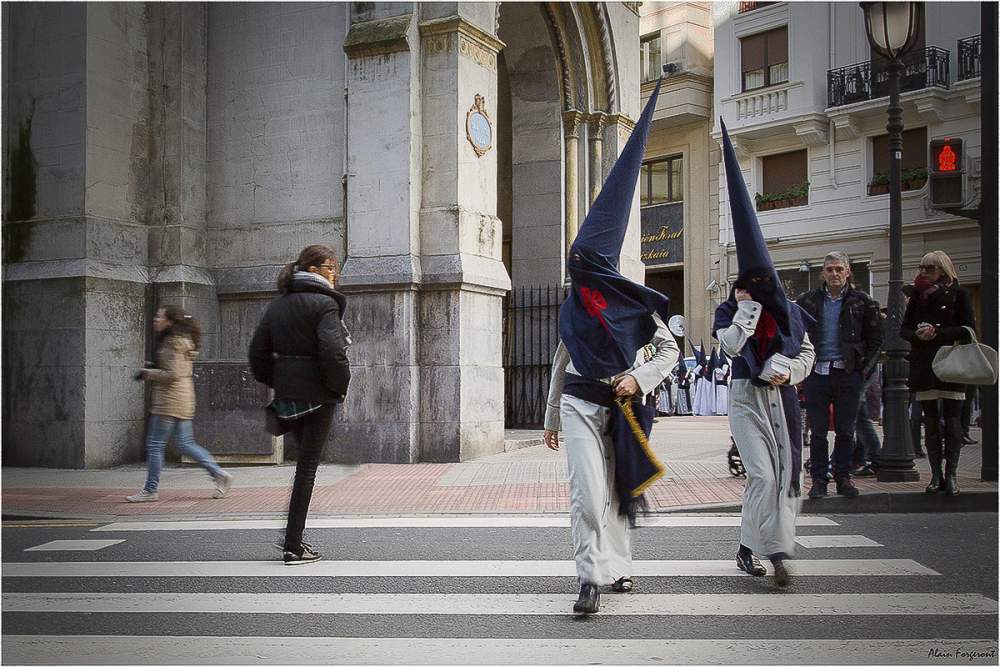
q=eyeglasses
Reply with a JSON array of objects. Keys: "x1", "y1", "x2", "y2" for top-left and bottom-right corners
[{"x1": 918, "y1": 264, "x2": 939, "y2": 272}]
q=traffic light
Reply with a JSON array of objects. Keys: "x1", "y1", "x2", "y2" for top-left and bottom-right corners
[{"x1": 929, "y1": 138, "x2": 964, "y2": 209}]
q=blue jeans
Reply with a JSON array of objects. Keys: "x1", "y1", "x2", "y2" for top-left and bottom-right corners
[
  {"x1": 855, "y1": 399, "x2": 881, "y2": 466},
  {"x1": 805, "y1": 369, "x2": 863, "y2": 479},
  {"x1": 143, "y1": 415, "x2": 224, "y2": 492}
]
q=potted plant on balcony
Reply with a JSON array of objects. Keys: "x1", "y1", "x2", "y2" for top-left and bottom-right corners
[
  {"x1": 902, "y1": 166, "x2": 928, "y2": 191},
  {"x1": 868, "y1": 172, "x2": 890, "y2": 196},
  {"x1": 754, "y1": 181, "x2": 810, "y2": 211}
]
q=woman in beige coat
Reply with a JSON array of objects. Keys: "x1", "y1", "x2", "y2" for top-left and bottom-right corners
[{"x1": 126, "y1": 306, "x2": 232, "y2": 502}]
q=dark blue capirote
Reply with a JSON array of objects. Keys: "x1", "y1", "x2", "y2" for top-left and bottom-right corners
[
  {"x1": 559, "y1": 79, "x2": 670, "y2": 381},
  {"x1": 712, "y1": 117, "x2": 813, "y2": 381}
]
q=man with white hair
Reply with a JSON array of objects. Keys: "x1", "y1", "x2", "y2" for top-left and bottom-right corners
[{"x1": 796, "y1": 251, "x2": 883, "y2": 499}]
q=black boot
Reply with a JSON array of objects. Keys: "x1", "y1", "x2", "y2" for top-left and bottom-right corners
[
  {"x1": 944, "y1": 411, "x2": 963, "y2": 497},
  {"x1": 770, "y1": 554, "x2": 790, "y2": 588},
  {"x1": 924, "y1": 427, "x2": 944, "y2": 494},
  {"x1": 736, "y1": 545, "x2": 766, "y2": 576},
  {"x1": 573, "y1": 583, "x2": 600, "y2": 614},
  {"x1": 944, "y1": 473, "x2": 960, "y2": 496}
]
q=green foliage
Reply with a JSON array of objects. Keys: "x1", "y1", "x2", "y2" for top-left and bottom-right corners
[{"x1": 754, "y1": 181, "x2": 810, "y2": 206}]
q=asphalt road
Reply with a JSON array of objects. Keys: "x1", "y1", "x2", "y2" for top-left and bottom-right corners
[{"x1": 2, "y1": 512, "x2": 997, "y2": 665}]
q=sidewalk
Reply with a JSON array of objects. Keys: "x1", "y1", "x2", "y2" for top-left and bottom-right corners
[{"x1": 2, "y1": 417, "x2": 994, "y2": 520}]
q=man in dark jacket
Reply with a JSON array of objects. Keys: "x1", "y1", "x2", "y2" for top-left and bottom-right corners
[{"x1": 796, "y1": 251, "x2": 883, "y2": 499}]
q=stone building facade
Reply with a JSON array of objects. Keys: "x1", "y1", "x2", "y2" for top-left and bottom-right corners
[{"x1": 2, "y1": 2, "x2": 645, "y2": 467}]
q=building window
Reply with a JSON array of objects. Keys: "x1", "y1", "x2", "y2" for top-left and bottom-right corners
[
  {"x1": 868, "y1": 127, "x2": 929, "y2": 195},
  {"x1": 756, "y1": 149, "x2": 808, "y2": 211},
  {"x1": 777, "y1": 262, "x2": 872, "y2": 300},
  {"x1": 641, "y1": 155, "x2": 683, "y2": 206},
  {"x1": 741, "y1": 26, "x2": 788, "y2": 92},
  {"x1": 640, "y1": 33, "x2": 662, "y2": 84}
]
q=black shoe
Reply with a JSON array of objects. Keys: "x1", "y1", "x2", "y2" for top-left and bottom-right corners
[
  {"x1": 772, "y1": 559, "x2": 791, "y2": 588},
  {"x1": 853, "y1": 464, "x2": 877, "y2": 478},
  {"x1": 962, "y1": 434, "x2": 977, "y2": 445},
  {"x1": 736, "y1": 549, "x2": 767, "y2": 577},
  {"x1": 573, "y1": 583, "x2": 600, "y2": 614},
  {"x1": 283, "y1": 542, "x2": 322, "y2": 566},
  {"x1": 925, "y1": 468, "x2": 943, "y2": 494},
  {"x1": 835, "y1": 475, "x2": 860, "y2": 498},
  {"x1": 807, "y1": 480, "x2": 828, "y2": 499},
  {"x1": 914, "y1": 450, "x2": 926, "y2": 459},
  {"x1": 611, "y1": 576, "x2": 634, "y2": 593},
  {"x1": 944, "y1": 474, "x2": 960, "y2": 496}
]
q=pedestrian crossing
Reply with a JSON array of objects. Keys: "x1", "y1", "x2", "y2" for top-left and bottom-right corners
[{"x1": 3, "y1": 513, "x2": 997, "y2": 665}]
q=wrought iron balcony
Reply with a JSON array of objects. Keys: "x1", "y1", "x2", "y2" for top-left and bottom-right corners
[
  {"x1": 958, "y1": 35, "x2": 981, "y2": 81},
  {"x1": 737, "y1": 2, "x2": 776, "y2": 13},
  {"x1": 827, "y1": 46, "x2": 950, "y2": 108}
]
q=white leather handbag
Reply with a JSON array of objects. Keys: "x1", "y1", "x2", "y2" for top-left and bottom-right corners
[{"x1": 932, "y1": 326, "x2": 999, "y2": 385}]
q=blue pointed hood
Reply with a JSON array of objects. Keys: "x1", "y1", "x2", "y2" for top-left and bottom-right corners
[
  {"x1": 559, "y1": 79, "x2": 671, "y2": 379},
  {"x1": 713, "y1": 118, "x2": 813, "y2": 377}
]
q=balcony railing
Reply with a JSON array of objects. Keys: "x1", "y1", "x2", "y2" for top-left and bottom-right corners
[
  {"x1": 958, "y1": 35, "x2": 981, "y2": 81},
  {"x1": 738, "y1": 2, "x2": 776, "y2": 13},
  {"x1": 827, "y1": 46, "x2": 950, "y2": 108}
]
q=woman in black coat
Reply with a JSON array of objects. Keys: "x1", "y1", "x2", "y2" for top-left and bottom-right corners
[
  {"x1": 900, "y1": 251, "x2": 976, "y2": 496},
  {"x1": 249, "y1": 244, "x2": 351, "y2": 564}
]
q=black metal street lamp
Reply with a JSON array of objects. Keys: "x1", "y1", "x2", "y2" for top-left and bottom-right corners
[{"x1": 860, "y1": 1, "x2": 921, "y2": 482}]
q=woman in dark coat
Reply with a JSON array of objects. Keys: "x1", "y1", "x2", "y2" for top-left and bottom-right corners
[
  {"x1": 900, "y1": 251, "x2": 976, "y2": 496},
  {"x1": 249, "y1": 245, "x2": 351, "y2": 564}
]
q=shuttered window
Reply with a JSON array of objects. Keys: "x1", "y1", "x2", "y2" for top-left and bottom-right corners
[
  {"x1": 761, "y1": 149, "x2": 807, "y2": 196},
  {"x1": 741, "y1": 27, "x2": 789, "y2": 91},
  {"x1": 871, "y1": 127, "x2": 928, "y2": 175}
]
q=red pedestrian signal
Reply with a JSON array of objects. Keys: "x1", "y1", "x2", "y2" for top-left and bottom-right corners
[{"x1": 929, "y1": 138, "x2": 964, "y2": 209}]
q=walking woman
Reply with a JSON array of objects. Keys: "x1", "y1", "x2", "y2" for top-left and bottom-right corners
[
  {"x1": 900, "y1": 251, "x2": 976, "y2": 496},
  {"x1": 714, "y1": 120, "x2": 816, "y2": 587},
  {"x1": 127, "y1": 306, "x2": 232, "y2": 502},
  {"x1": 249, "y1": 244, "x2": 351, "y2": 564}
]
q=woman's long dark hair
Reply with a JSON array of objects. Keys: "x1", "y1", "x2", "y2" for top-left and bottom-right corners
[
  {"x1": 276, "y1": 244, "x2": 339, "y2": 293},
  {"x1": 158, "y1": 305, "x2": 201, "y2": 350}
]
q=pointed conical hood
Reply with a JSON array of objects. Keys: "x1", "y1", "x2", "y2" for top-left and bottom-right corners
[
  {"x1": 558, "y1": 79, "x2": 670, "y2": 380},
  {"x1": 571, "y1": 78, "x2": 662, "y2": 265},
  {"x1": 720, "y1": 118, "x2": 777, "y2": 279}
]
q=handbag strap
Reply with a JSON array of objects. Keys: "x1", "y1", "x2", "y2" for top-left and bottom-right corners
[{"x1": 960, "y1": 326, "x2": 978, "y2": 345}]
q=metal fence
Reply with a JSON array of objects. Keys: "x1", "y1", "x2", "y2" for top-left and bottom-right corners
[
  {"x1": 958, "y1": 35, "x2": 982, "y2": 81},
  {"x1": 828, "y1": 46, "x2": 950, "y2": 108},
  {"x1": 503, "y1": 285, "x2": 567, "y2": 428}
]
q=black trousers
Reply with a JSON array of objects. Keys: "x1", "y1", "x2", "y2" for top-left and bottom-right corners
[
  {"x1": 922, "y1": 399, "x2": 964, "y2": 475},
  {"x1": 284, "y1": 404, "x2": 335, "y2": 552}
]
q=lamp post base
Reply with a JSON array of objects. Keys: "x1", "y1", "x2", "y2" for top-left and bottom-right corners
[{"x1": 876, "y1": 458, "x2": 921, "y2": 482}]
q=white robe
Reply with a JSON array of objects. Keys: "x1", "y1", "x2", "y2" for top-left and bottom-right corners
[
  {"x1": 544, "y1": 314, "x2": 680, "y2": 584},
  {"x1": 717, "y1": 300, "x2": 816, "y2": 557},
  {"x1": 713, "y1": 365, "x2": 730, "y2": 416}
]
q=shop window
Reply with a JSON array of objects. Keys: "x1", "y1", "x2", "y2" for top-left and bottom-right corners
[{"x1": 741, "y1": 26, "x2": 788, "y2": 92}]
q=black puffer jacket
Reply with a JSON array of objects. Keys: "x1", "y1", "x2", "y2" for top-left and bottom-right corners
[
  {"x1": 796, "y1": 284, "x2": 883, "y2": 377},
  {"x1": 900, "y1": 280, "x2": 975, "y2": 394},
  {"x1": 249, "y1": 273, "x2": 351, "y2": 403}
]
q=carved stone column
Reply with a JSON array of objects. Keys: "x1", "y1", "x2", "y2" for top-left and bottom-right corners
[
  {"x1": 588, "y1": 112, "x2": 607, "y2": 204},
  {"x1": 563, "y1": 110, "x2": 583, "y2": 255}
]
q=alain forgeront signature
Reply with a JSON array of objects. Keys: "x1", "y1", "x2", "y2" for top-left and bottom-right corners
[{"x1": 927, "y1": 644, "x2": 998, "y2": 662}]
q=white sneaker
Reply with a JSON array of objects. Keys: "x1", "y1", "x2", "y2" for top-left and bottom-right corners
[
  {"x1": 125, "y1": 489, "x2": 159, "y2": 503},
  {"x1": 212, "y1": 470, "x2": 232, "y2": 499}
]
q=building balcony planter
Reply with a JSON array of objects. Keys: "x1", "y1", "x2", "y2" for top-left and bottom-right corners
[
  {"x1": 755, "y1": 182, "x2": 808, "y2": 212},
  {"x1": 868, "y1": 173, "x2": 890, "y2": 196},
  {"x1": 868, "y1": 169, "x2": 927, "y2": 196}
]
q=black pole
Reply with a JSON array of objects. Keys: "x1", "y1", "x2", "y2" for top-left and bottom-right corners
[
  {"x1": 877, "y1": 58, "x2": 920, "y2": 482},
  {"x1": 980, "y1": 2, "x2": 998, "y2": 481}
]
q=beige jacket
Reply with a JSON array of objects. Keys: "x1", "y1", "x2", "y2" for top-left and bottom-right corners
[{"x1": 146, "y1": 334, "x2": 199, "y2": 420}]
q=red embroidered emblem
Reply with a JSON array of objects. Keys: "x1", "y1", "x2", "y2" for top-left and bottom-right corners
[{"x1": 580, "y1": 286, "x2": 610, "y2": 333}]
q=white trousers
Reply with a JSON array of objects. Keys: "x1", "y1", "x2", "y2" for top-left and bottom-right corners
[{"x1": 561, "y1": 394, "x2": 631, "y2": 585}]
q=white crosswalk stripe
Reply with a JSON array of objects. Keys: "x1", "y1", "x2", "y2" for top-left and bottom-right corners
[
  {"x1": 7, "y1": 636, "x2": 998, "y2": 666},
  {"x1": 5, "y1": 591, "x2": 994, "y2": 616},
  {"x1": 89, "y1": 515, "x2": 839, "y2": 532},
  {"x1": 2, "y1": 558, "x2": 938, "y2": 578}
]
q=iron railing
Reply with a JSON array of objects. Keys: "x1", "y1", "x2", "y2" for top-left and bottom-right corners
[
  {"x1": 958, "y1": 35, "x2": 982, "y2": 81},
  {"x1": 503, "y1": 285, "x2": 566, "y2": 428},
  {"x1": 828, "y1": 46, "x2": 950, "y2": 108}
]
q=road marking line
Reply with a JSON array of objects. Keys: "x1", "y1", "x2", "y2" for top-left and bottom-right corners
[
  {"x1": 3, "y1": 592, "x2": 992, "y2": 616},
  {"x1": 0, "y1": 558, "x2": 938, "y2": 578},
  {"x1": 90, "y1": 515, "x2": 838, "y2": 532},
  {"x1": 795, "y1": 535, "x2": 883, "y2": 548},
  {"x1": 24, "y1": 540, "x2": 125, "y2": 552},
  {"x1": 5, "y1": 637, "x2": 998, "y2": 665}
]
